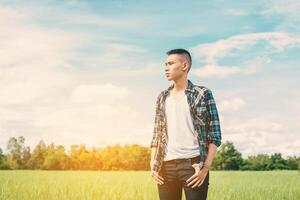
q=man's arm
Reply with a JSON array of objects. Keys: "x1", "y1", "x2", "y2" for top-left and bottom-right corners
[
  {"x1": 150, "y1": 147, "x2": 157, "y2": 169},
  {"x1": 150, "y1": 129, "x2": 165, "y2": 186},
  {"x1": 150, "y1": 95, "x2": 161, "y2": 149},
  {"x1": 204, "y1": 88, "x2": 222, "y2": 168},
  {"x1": 150, "y1": 95, "x2": 162, "y2": 172},
  {"x1": 203, "y1": 143, "x2": 218, "y2": 168},
  {"x1": 149, "y1": 95, "x2": 164, "y2": 185},
  {"x1": 187, "y1": 89, "x2": 222, "y2": 188},
  {"x1": 150, "y1": 146, "x2": 164, "y2": 185},
  {"x1": 205, "y1": 89, "x2": 222, "y2": 146}
]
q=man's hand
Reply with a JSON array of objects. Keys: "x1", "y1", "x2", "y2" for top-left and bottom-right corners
[
  {"x1": 151, "y1": 170, "x2": 164, "y2": 185},
  {"x1": 186, "y1": 163, "x2": 209, "y2": 188},
  {"x1": 150, "y1": 160, "x2": 164, "y2": 185}
]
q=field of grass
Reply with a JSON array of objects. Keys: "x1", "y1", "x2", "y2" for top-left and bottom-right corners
[{"x1": 0, "y1": 170, "x2": 299, "y2": 200}]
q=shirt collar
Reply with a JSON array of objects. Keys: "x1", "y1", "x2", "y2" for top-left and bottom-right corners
[{"x1": 166, "y1": 79, "x2": 195, "y2": 95}]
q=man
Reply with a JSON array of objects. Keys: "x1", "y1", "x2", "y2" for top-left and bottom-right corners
[{"x1": 150, "y1": 48, "x2": 222, "y2": 200}]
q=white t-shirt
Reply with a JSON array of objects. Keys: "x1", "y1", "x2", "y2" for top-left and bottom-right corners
[{"x1": 163, "y1": 89, "x2": 200, "y2": 161}]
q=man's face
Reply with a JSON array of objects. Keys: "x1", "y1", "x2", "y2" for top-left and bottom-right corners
[{"x1": 164, "y1": 54, "x2": 188, "y2": 81}]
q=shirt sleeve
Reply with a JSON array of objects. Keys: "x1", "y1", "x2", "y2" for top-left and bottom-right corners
[
  {"x1": 205, "y1": 89, "x2": 222, "y2": 147},
  {"x1": 150, "y1": 95, "x2": 161, "y2": 148}
]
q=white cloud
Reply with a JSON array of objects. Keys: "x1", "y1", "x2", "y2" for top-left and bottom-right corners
[
  {"x1": 261, "y1": 0, "x2": 300, "y2": 32},
  {"x1": 191, "y1": 32, "x2": 300, "y2": 78},
  {"x1": 219, "y1": 97, "x2": 247, "y2": 112},
  {"x1": 0, "y1": 7, "x2": 82, "y2": 106},
  {"x1": 192, "y1": 64, "x2": 241, "y2": 78},
  {"x1": 0, "y1": 8, "x2": 85, "y2": 68},
  {"x1": 222, "y1": 115, "x2": 300, "y2": 158},
  {"x1": 4, "y1": 1, "x2": 145, "y2": 28},
  {"x1": 262, "y1": 0, "x2": 300, "y2": 16},
  {"x1": 59, "y1": 15, "x2": 134, "y2": 27},
  {"x1": 225, "y1": 9, "x2": 248, "y2": 16},
  {"x1": 0, "y1": 5, "x2": 153, "y2": 152},
  {"x1": 242, "y1": 56, "x2": 272, "y2": 74},
  {"x1": 106, "y1": 43, "x2": 146, "y2": 53},
  {"x1": 96, "y1": 63, "x2": 162, "y2": 77},
  {"x1": 70, "y1": 84, "x2": 130, "y2": 104}
]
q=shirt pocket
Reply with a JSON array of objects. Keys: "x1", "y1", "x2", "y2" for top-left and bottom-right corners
[{"x1": 194, "y1": 101, "x2": 207, "y2": 126}]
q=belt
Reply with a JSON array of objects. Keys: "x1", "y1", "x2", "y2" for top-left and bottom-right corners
[{"x1": 163, "y1": 155, "x2": 201, "y2": 164}]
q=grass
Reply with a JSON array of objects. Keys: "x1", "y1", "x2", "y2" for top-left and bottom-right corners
[{"x1": 0, "y1": 170, "x2": 299, "y2": 200}]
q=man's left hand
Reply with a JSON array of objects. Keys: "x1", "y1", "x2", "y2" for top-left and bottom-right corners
[{"x1": 186, "y1": 163, "x2": 209, "y2": 188}]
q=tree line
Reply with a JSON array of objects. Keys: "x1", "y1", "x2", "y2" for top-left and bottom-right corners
[{"x1": 0, "y1": 136, "x2": 299, "y2": 171}]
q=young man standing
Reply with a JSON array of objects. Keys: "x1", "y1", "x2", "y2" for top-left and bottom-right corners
[{"x1": 150, "y1": 49, "x2": 222, "y2": 200}]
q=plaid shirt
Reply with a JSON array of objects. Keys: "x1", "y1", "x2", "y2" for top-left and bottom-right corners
[{"x1": 150, "y1": 79, "x2": 222, "y2": 172}]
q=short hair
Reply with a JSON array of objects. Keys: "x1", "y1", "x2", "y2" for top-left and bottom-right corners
[{"x1": 166, "y1": 48, "x2": 192, "y2": 72}]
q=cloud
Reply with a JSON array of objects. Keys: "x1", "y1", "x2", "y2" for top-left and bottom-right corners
[
  {"x1": 95, "y1": 63, "x2": 162, "y2": 77},
  {"x1": 192, "y1": 64, "x2": 241, "y2": 78},
  {"x1": 219, "y1": 97, "x2": 247, "y2": 112},
  {"x1": 191, "y1": 32, "x2": 300, "y2": 78},
  {"x1": 58, "y1": 14, "x2": 135, "y2": 27},
  {"x1": 262, "y1": 0, "x2": 300, "y2": 16},
  {"x1": 0, "y1": 5, "x2": 152, "y2": 152},
  {"x1": 70, "y1": 84, "x2": 130, "y2": 104},
  {"x1": 0, "y1": 6, "x2": 83, "y2": 106},
  {"x1": 261, "y1": 0, "x2": 300, "y2": 32},
  {"x1": 222, "y1": 115, "x2": 300, "y2": 158},
  {"x1": 106, "y1": 43, "x2": 146, "y2": 53},
  {"x1": 225, "y1": 9, "x2": 248, "y2": 16}
]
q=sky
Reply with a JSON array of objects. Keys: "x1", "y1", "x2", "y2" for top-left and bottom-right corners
[{"x1": 0, "y1": 0, "x2": 299, "y2": 158}]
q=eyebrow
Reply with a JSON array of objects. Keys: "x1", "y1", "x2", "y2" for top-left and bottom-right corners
[{"x1": 165, "y1": 60, "x2": 175, "y2": 66}]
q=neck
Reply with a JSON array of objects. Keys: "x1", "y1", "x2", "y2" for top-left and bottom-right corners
[{"x1": 173, "y1": 77, "x2": 188, "y2": 92}]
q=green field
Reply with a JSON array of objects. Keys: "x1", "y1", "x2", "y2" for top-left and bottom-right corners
[{"x1": 0, "y1": 170, "x2": 299, "y2": 200}]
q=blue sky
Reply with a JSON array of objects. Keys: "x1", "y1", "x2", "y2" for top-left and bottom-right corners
[{"x1": 0, "y1": 0, "x2": 299, "y2": 158}]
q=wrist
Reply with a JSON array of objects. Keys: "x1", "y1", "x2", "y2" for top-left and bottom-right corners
[
  {"x1": 202, "y1": 163, "x2": 210, "y2": 171},
  {"x1": 150, "y1": 160, "x2": 156, "y2": 171}
]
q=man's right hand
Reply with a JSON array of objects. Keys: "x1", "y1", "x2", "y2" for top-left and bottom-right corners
[{"x1": 151, "y1": 170, "x2": 164, "y2": 185}]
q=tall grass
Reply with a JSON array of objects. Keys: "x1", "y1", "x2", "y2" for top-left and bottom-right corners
[{"x1": 0, "y1": 170, "x2": 299, "y2": 200}]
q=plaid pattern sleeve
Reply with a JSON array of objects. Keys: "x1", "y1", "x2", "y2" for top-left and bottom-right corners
[
  {"x1": 150, "y1": 95, "x2": 161, "y2": 148},
  {"x1": 204, "y1": 89, "x2": 222, "y2": 147}
]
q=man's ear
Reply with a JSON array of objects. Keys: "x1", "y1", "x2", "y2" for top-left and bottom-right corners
[{"x1": 182, "y1": 61, "x2": 189, "y2": 72}]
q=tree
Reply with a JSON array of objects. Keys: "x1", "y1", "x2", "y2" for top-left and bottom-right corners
[
  {"x1": 0, "y1": 148, "x2": 4, "y2": 163},
  {"x1": 211, "y1": 151, "x2": 222, "y2": 170},
  {"x1": 6, "y1": 136, "x2": 25, "y2": 169},
  {"x1": 22, "y1": 146, "x2": 31, "y2": 169},
  {"x1": 122, "y1": 144, "x2": 151, "y2": 170},
  {"x1": 243, "y1": 154, "x2": 272, "y2": 170},
  {"x1": 4, "y1": 135, "x2": 297, "y2": 171},
  {"x1": 27, "y1": 140, "x2": 46, "y2": 169},
  {"x1": 286, "y1": 156, "x2": 298, "y2": 170},
  {"x1": 69, "y1": 145, "x2": 80, "y2": 170},
  {"x1": 271, "y1": 153, "x2": 289, "y2": 170},
  {"x1": 69, "y1": 144, "x2": 96, "y2": 170},
  {"x1": 43, "y1": 144, "x2": 70, "y2": 170},
  {"x1": 0, "y1": 147, "x2": 9, "y2": 169},
  {"x1": 212, "y1": 141, "x2": 243, "y2": 170}
]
